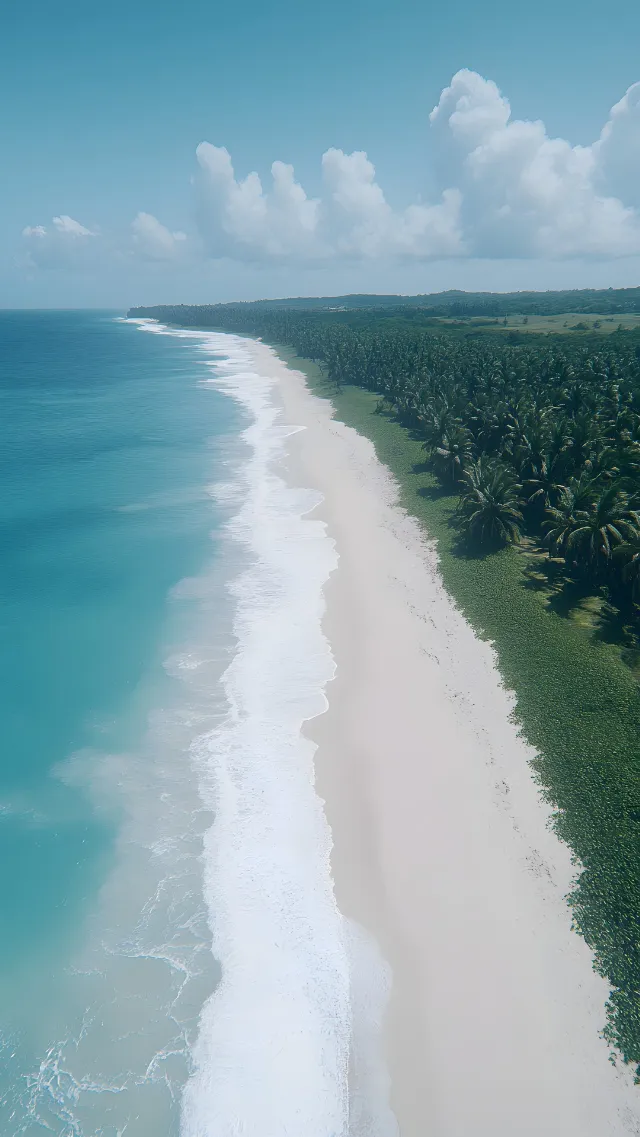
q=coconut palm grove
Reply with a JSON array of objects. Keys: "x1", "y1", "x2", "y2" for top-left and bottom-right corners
[
  {"x1": 131, "y1": 294, "x2": 640, "y2": 1074},
  {"x1": 132, "y1": 296, "x2": 640, "y2": 610}
]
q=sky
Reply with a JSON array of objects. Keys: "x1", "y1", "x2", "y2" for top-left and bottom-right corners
[{"x1": 3, "y1": 0, "x2": 640, "y2": 307}]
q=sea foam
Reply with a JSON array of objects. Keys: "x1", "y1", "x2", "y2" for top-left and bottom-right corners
[
  {"x1": 174, "y1": 338, "x2": 349, "y2": 1136},
  {"x1": 131, "y1": 323, "x2": 397, "y2": 1137}
]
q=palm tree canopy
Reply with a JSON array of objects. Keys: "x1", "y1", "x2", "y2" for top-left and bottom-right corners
[
  {"x1": 460, "y1": 460, "x2": 524, "y2": 547},
  {"x1": 562, "y1": 484, "x2": 640, "y2": 570}
]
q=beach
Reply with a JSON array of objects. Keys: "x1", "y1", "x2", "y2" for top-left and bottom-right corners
[
  {"x1": 4, "y1": 314, "x2": 640, "y2": 1136},
  {"x1": 243, "y1": 338, "x2": 640, "y2": 1137}
]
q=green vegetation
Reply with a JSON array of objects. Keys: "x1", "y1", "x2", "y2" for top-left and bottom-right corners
[
  {"x1": 130, "y1": 285, "x2": 640, "y2": 319},
  {"x1": 459, "y1": 459, "x2": 524, "y2": 545},
  {"x1": 435, "y1": 312, "x2": 640, "y2": 335},
  {"x1": 129, "y1": 298, "x2": 640, "y2": 1072}
]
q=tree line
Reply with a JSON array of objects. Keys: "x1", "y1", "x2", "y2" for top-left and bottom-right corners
[
  {"x1": 131, "y1": 303, "x2": 640, "y2": 616},
  {"x1": 130, "y1": 284, "x2": 640, "y2": 318}
]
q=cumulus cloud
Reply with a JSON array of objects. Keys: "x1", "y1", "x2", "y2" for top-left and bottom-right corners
[
  {"x1": 131, "y1": 211, "x2": 187, "y2": 261},
  {"x1": 20, "y1": 210, "x2": 188, "y2": 270},
  {"x1": 21, "y1": 214, "x2": 100, "y2": 268},
  {"x1": 194, "y1": 140, "x2": 463, "y2": 261},
  {"x1": 593, "y1": 82, "x2": 640, "y2": 209},
  {"x1": 321, "y1": 148, "x2": 463, "y2": 257},
  {"x1": 52, "y1": 215, "x2": 97, "y2": 237},
  {"x1": 193, "y1": 70, "x2": 640, "y2": 262},
  {"x1": 429, "y1": 69, "x2": 640, "y2": 258},
  {"x1": 194, "y1": 144, "x2": 322, "y2": 258},
  {"x1": 20, "y1": 71, "x2": 640, "y2": 270}
]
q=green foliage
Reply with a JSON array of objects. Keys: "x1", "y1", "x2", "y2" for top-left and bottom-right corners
[
  {"x1": 614, "y1": 535, "x2": 640, "y2": 603},
  {"x1": 544, "y1": 478, "x2": 598, "y2": 557},
  {"x1": 460, "y1": 460, "x2": 523, "y2": 546},
  {"x1": 433, "y1": 424, "x2": 473, "y2": 485},
  {"x1": 129, "y1": 285, "x2": 640, "y2": 320},
  {"x1": 563, "y1": 485, "x2": 640, "y2": 575}
]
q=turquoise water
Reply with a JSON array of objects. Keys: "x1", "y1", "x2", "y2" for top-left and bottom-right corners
[
  {"x1": 0, "y1": 314, "x2": 391, "y2": 1137},
  {"x1": 0, "y1": 312, "x2": 245, "y2": 1134}
]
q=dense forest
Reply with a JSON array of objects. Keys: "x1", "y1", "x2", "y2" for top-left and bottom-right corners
[
  {"x1": 131, "y1": 285, "x2": 640, "y2": 318},
  {"x1": 130, "y1": 302, "x2": 640, "y2": 618}
]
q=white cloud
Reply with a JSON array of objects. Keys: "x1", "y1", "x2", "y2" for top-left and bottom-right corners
[
  {"x1": 19, "y1": 71, "x2": 640, "y2": 271},
  {"x1": 429, "y1": 69, "x2": 640, "y2": 258},
  {"x1": 131, "y1": 211, "x2": 187, "y2": 261},
  {"x1": 21, "y1": 215, "x2": 100, "y2": 268},
  {"x1": 20, "y1": 211, "x2": 187, "y2": 271},
  {"x1": 321, "y1": 148, "x2": 463, "y2": 257},
  {"x1": 193, "y1": 140, "x2": 463, "y2": 261},
  {"x1": 52, "y1": 214, "x2": 97, "y2": 237},
  {"x1": 193, "y1": 70, "x2": 640, "y2": 263},
  {"x1": 194, "y1": 143, "x2": 322, "y2": 258},
  {"x1": 593, "y1": 82, "x2": 640, "y2": 209}
]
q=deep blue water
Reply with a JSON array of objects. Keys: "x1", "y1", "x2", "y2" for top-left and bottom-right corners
[{"x1": 0, "y1": 312, "x2": 244, "y2": 1134}]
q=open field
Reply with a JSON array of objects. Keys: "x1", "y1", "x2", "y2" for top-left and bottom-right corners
[{"x1": 434, "y1": 312, "x2": 640, "y2": 334}]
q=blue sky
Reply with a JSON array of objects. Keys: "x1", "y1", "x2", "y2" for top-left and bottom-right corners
[{"x1": 3, "y1": 0, "x2": 640, "y2": 306}]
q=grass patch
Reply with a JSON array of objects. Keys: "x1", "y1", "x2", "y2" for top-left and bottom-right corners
[
  {"x1": 274, "y1": 343, "x2": 640, "y2": 1072},
  {"x1": 434, "y1": 312, "x2": 640, "y2": 334}
]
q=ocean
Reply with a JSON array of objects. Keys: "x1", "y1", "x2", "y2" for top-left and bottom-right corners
[{"x1": 0, "y1": 312, "x2": 368, "y2": 1136}]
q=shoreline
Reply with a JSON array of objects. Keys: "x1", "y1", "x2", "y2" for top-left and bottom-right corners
[{"x1": 244, "y1": 338, "x2": 640, "y2": 1136}]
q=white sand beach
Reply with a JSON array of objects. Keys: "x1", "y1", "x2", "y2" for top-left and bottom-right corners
[{"x1": 245, "y1": 339, "x2": 640, "y2": 1137}]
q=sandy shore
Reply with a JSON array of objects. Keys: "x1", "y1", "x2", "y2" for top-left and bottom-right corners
[{"x1": 246, "y1": 339, "x2": 640, "y2": 1136}]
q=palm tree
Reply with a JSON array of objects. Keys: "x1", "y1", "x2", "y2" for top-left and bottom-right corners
[
  {"x1": 613, "y1": 534, "x2": 640, "y2": 603},
  {"x1": 523, "y1": 452, "x2": 566, "y2": 512},
  {"x1": 563, "y1": 411, "x2": 605, "y2": 475},
  {"x1": 598, "y1": 433, "x2": 640, "y2": 485},
  {"x1": 544, "y1": 475, "x2": 599, "y2": 557},
  {"x1": 459, "y1": 460, "x2": 524, "y2": 546},
  {"x1": 504, "y1": 403, "x2": 554, "y2": 477},
  {"x1": 421, "y1": 402, "x2": 460, "y2": 454},
  {"x1": 563, "y1": 485, "x2": 640, "y2": 577},
  {"x1": 433, "y1": 424, "x2": 474, "y2": 485}
]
